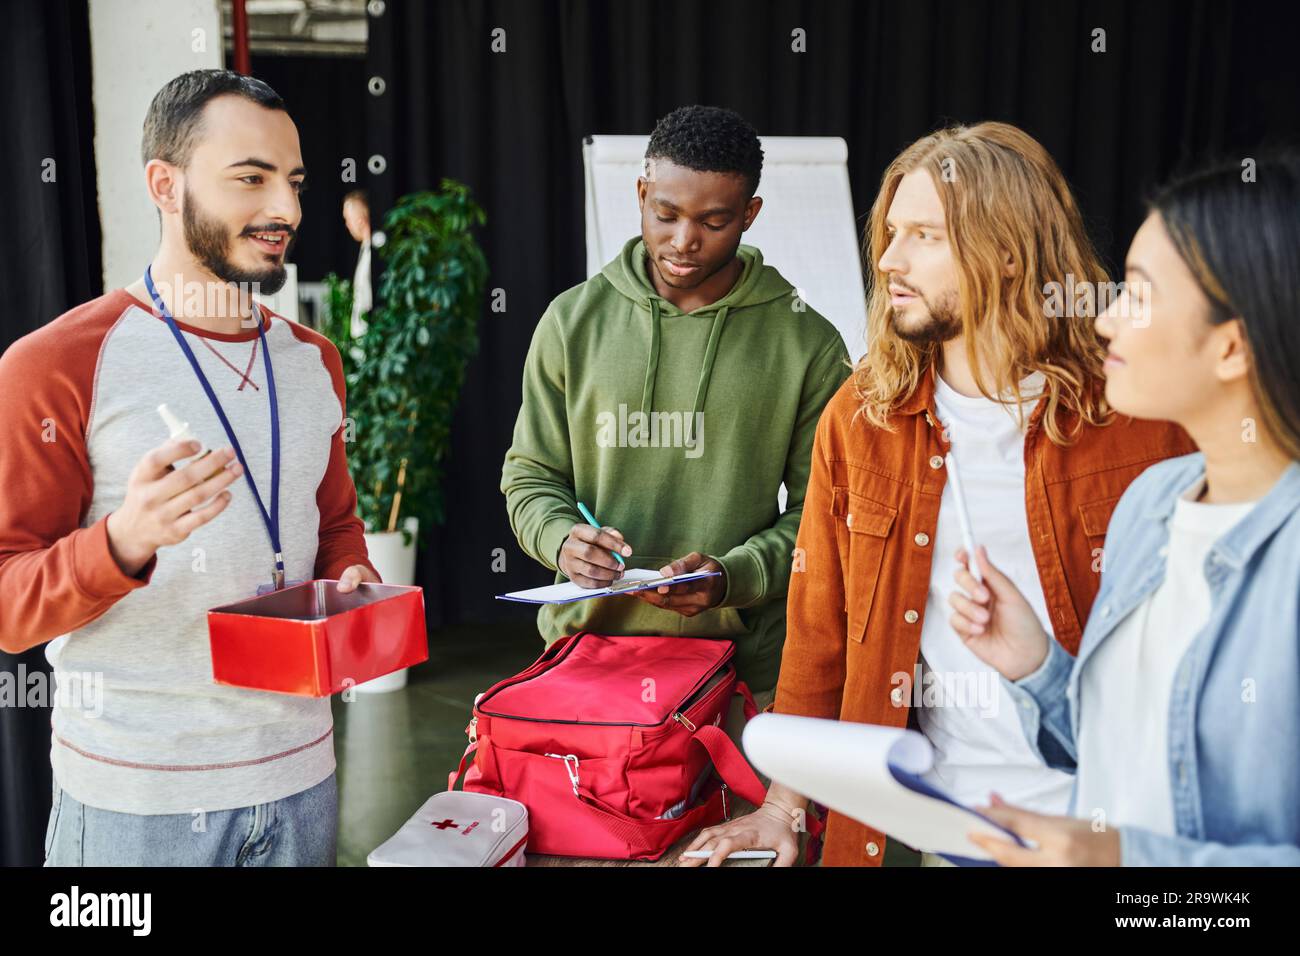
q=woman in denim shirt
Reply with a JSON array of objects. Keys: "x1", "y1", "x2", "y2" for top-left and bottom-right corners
[{"x1": 947, "y1": 153, "x2": 1300, "y2": 866}]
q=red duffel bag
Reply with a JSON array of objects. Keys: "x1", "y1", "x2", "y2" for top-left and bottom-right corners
[{"x1": 446, "y1": 631, "x2": 769, "y2": 861}]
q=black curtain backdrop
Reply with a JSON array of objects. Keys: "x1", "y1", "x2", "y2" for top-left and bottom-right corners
[
  {"x1": 366, "y1": 0, "x2": 1300, "y2": 630},
  {"x1": 253, "y1": 53, "x2": 368, "y2": 286},
  {"x1": 0, "y1": 0, "x2": 100, "y2": 867},
  {"x1": 0, "y1": 0, "x2": 102, "y2": 338}
]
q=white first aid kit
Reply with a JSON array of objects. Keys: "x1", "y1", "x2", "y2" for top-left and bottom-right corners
[{"x1": 367, "y1": 791, "x2": 529, "y2": 867}]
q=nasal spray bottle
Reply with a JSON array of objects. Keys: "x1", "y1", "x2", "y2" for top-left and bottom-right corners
[
  {"x1": 157, "y1": 404, "x2": 297, "y2": 594},
  {"x1": 157, "y1": 404, "x2": 217, "y2": 474}
]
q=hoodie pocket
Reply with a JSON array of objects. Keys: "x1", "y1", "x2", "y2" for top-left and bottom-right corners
[{"x1": 831, "y1": 488, "x2": 897, "y2": 643}]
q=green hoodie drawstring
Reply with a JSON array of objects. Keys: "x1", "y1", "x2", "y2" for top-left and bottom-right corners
[
  {"x1": 688, "y1": 305, "x2": 728, "y2": 440},
  {"x1": 640, "y1": 297, "x2": 662, "y2": 416},
  {"x1": 639, "y1": 297, "x2": 729, "y2": 443}
]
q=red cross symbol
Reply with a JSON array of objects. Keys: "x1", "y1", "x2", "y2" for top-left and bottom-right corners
[{"x1": 431, "y1": 819, "x2": 459, "y2": 830}]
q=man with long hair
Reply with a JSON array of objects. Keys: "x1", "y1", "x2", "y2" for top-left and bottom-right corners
[{"x1": 684, "y1": 122, "x2": 1194, "y2": 867}]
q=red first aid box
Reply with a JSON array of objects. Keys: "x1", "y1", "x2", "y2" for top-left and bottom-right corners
[{"x1": 208, "y1": 580, "x2": 428, "y2": 697}]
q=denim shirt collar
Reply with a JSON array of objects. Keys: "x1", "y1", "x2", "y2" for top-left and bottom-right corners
[
  {"x1": 1142, "y1": 456, "x2": 1300, "y2": 570},
  {"x1": 1076, "y1": 454, "x2": 1300, "y2": 677}
]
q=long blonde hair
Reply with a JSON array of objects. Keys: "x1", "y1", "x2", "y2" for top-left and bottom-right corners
[{"x1": 854, "y1": 122, "x2": 1111, "y2": 444}]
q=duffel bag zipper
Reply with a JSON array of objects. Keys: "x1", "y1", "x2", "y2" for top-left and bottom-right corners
[
  {"x1": 670, "y1": 671, "x2": 733, "y2": 738},
  {"x1": 477, "y1": 637, "x2": 734, "y2": 729},
  {"x1": 662, "y1": 667, "x2": 735, "y2": 738},
  {"x1": 479, "y1": 633, "x2": 584, "y2": 697}
]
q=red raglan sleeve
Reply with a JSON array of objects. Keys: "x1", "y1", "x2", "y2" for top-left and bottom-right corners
[
  {"x1": 310, "y1": 336, "x2": 380, "y2": 583},
  {"x1": 0, "y1": 316, "x2": 156, "y2": 655}
]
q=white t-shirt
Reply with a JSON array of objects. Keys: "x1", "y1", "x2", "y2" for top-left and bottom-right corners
[
  {"x1": 916, "y1": 371, "x2": 1075, "y2": 812},
  {"x1": 1073, "y1": 475, "x2": 1256, "y2": 834},
  {"x1": 350, "y1": 236, "x2": 372, "y2": 338}
]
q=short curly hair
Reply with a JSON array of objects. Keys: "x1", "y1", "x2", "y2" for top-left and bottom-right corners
[{"x1": 645, "y1": 105, "x2": 764, "y2": 198}]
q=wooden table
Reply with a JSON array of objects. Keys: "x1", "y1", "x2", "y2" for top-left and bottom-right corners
[{"x1": 527, "y1": 795, "x2": 776, "y2": 867}]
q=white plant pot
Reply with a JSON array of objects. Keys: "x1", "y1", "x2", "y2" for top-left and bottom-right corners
[{"x1": 356, "y1": 516, "x2": 419, "y2": 693}]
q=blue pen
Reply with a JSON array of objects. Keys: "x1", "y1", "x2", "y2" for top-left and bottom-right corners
[{"x1": 576, "y1": 501, "x2": 626, "y2": 567}]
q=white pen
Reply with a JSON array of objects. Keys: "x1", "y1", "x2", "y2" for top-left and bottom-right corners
[
  {"x1": 681, "y1": 849, "x2": 778, "y2": 861},
  {"x1": 944, "y1": 452, "x2": 982, "y2": 584}
]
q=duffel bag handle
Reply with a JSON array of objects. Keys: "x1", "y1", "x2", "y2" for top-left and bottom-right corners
[
  {"x1": 445, "y1": 679, "x2": 759, "y2": 794},
  {"x1": 691, "y1": 721, "x2": 766, "y2": 808},
  {"x1": 567, "y1": 686, "x2": 770, "y2": 854},
  {"x1": 736, "y1": 679, "x2": 759, "y2": 722},
  {"x1": 445, "y1": 680, "x2": 789, "y2": 858},
  {"x1": 447, "y1": 739, "x2": 478, "y2": 791}
]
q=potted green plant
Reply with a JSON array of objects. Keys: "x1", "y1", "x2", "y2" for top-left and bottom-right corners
[
  {"x1": 338, "y1": 180, "x2": 488, "y2": 689},
  {"x1": 319, "y1": 271, "x2": 358, "y2": 382}
]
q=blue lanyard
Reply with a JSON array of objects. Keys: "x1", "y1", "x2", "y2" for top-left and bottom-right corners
[{"x1": 144, "y1": 266, "x2": 285, "y2": 587}]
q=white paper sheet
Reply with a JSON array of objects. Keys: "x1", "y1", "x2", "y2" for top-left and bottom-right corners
[
  {"x1": 742, "y1": 713, "x2": 1028, "y2": 864},
  {"x1": 496, "y1": 568, "x2": 721, "y2": 605}
]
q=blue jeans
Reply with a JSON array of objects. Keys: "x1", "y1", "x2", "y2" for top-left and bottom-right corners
[{"x1": 44, "y1": 772, "x2": 338, "y2": 866}]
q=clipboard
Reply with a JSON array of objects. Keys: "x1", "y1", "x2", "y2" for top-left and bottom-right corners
[
  {"x1": 741, "y1": 713, "x2": 1031, "y2": 865},
  {"x1": 496, "y1": 568, "x2": 721, "y2": 605}
]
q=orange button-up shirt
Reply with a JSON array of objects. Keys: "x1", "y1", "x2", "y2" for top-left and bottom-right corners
[{"x1": 773, "y1": 365, "x2": 1196, "y2": 866}]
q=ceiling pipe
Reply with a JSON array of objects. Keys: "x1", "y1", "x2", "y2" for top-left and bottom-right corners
[{"x1": 231, "y1": 0, "x2": 251, "y2": 74}]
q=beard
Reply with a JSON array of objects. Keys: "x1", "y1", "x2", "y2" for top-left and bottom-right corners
[
  {"x1": 182, "y1": 185, "x2": 292, "y2": 295},
  {"x1": 890, "y1": 286, "x2": 962, "y2": 344}
]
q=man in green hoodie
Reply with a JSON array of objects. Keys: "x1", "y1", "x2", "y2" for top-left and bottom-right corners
[{"x1": 502, "y1": 105, "x2": 850, "y2": 696}]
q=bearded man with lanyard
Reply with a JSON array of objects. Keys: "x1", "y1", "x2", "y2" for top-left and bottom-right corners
[{"x1": 0, "y1": 70, "x2": 379, "y2": 866}]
